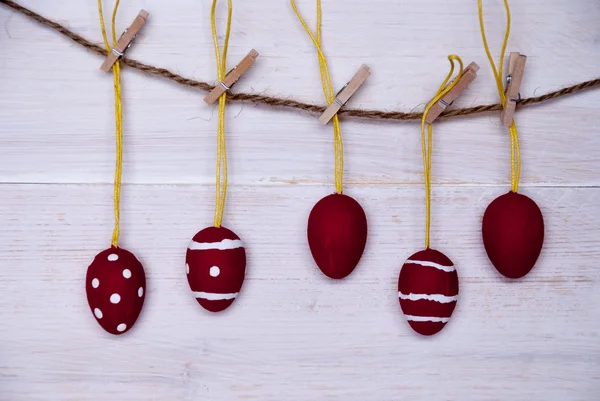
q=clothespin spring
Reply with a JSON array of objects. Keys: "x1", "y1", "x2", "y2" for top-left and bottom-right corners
[{"x1": 505, "y1": 74, "x2": 522, "y2": 103}]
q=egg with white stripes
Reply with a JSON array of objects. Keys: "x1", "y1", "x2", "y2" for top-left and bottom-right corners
[
  {"x1": 398, "y1": 248, "x2": 459, "y2": 336},
  {"x1": 186, "y1": 226, "x2": 246, "y2": 312},
  {"x1": 86, "y1": 247, "x2": 146, "y2": 335}
]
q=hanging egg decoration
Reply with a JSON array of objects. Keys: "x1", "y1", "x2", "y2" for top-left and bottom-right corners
[
  {"x1": 186, "y1": 226, "x2": 246, "y2": 312},
  {"x1": 395, "y1": 54, "x2": 466, "y2": 336},
  {"x1": 86, "y1": 247, "x2": 146, "y2": 335},
  {"x1": 482, "y1": 191, "x2": 544, "y2": 279},
  {"x1": 398, "y1": 248, "x2": 459, "y2": 336},
  {"x1": 307, "y1": 193, "x2": 368, "y2": 279}
]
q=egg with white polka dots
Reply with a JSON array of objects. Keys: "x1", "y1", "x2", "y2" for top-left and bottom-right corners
[
  {"x1": 186, "y1": 226, "x2": 246, "y2": 312},
  {"x1": 85, "y1": 247, "x2": 146, "y2": 335}
]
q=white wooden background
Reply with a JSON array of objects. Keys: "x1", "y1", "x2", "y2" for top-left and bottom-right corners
[{"x1": 1, "y1": 0, "x2": 599, "y2": 400}]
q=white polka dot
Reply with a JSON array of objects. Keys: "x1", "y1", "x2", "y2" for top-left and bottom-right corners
[
  {"x1": 116, "y1": 323, "x2": 127, "y2": 332},
  {"x1": 94, "y1": 308, "x2": 103, "y2": 319},
  {"x1": 108, "y1": 253, "x2": 119, "y2": 261},
  {"x1": 186, "y1": 263, "x2": 189, "y2": 275},
  {"x1": 138, "y1": 287, "x2": 144, "y2": 297},
  {"x1": 122, "y1": 269, "x2": 131, "y2": 279},
  {"x1": 209, "y1": 266, "x2": 220, "y2": 277},
  {"x1": 110, "y1": 293, "x2": 121, "y2": 304},
  {"x1": 91, "y1": 278, "x2": 99, "y2": 288}
]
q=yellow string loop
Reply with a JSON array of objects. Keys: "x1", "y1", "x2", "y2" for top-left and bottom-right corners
[
  {"x1": 421, "y1": 55, "x2": 465, "y2": 249},
  {"x1": 478, "y1": 0, "x2": 521, "y2": 192},
  {"x1": 291, "y1": 0, "x2": 343, "y2": 194},
  {"x1": 97, "y1": 0, "x2": 123, "y2": 247},
  {"x1": 211, "y1": 0, "x2": 232, "y2": 228}
]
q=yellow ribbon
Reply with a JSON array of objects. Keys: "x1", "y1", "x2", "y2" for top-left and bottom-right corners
[
  {"x1": 421, "y1": 55, "x2": 465, "y2": 249},
  {"x1": 211, "y1": 0, "x2": 232, "y2": 228},
  {"x1": 291, "y1": 0, "x2": 343, "y2": 194},
  {"x1": 478, "y1": 0, "x2": 521, "y2": 192},
  {"x1": 97, "y1": 0, "x2": 123, "y2": 247}
]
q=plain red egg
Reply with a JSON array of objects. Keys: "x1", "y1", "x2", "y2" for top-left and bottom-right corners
[
  {"x1": 307, "y1": 193, "x2": 368, "y2": 279},
  {"x1": 398, "y1": 248, "x2": 459, "y2": 336},
  {"x1": 86, "y1": 246, "x2": 146, "y2": 335},
  {"x1": 482, "y1": 191, "x2": 544, "y2": 279},
  {"x1": 186, "y1": 226, "x2": 246, "y2": 312}
]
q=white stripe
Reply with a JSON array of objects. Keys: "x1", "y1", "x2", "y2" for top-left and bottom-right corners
[
  {"x1": 398, "y1": 292, "x2": 457, "y2": 303},
  {"x1": 405, "y1": 315, "x2": 450, "y2": 323},
  {"x1": 405, "y1": 259, "x2": 455, "y2": 272},
  {"x1": 189, "y1": 239, "x2": 243, "y2": 251},
  {"x1": 192, "y1": 291, "x2": 238, "y2": 301}
]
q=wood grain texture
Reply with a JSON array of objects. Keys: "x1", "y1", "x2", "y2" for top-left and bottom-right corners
[
  {"x1": 0, "y1": 184, "x2": 599, "y2": 400},
  {"x1": 0, "y1": 0, "x2": 599, "y2": 400}
]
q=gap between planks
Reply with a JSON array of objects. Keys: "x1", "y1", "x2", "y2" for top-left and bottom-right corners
[{"x1": 0, "y1": 182, "x2": 599, "y2": 189}]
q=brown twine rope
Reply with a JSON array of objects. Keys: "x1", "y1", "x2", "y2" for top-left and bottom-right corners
[{"x1": 2, "y1": 0, "x2": 599, "y2": 122}]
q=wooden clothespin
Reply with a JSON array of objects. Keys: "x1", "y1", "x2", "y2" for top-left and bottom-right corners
[
  {"x1": 319, "y1": 65, "x2": 371, "y2": 125},
  {"x1": 203, "y1": 49, "x2": 259, "y2": 104},
  {"x1": 501, "y1": 52, "x2": 527, "y2": 126},
  {"x1": 425, "y1": 62, "x2": 480, "y2": 124},
  {"x1": 100, "y1": 10, "x2": 149, "y2": 72}
]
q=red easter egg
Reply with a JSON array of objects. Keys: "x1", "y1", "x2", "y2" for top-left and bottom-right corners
[
  {"x1": 186, "y1": 226, "x2": 246, "y2": 312},
  {"x1": 86, "y1": 247, "x2": 146, "y2": 335},
  {"x1": 307, "y1": 193, "x2": 368, "y2": 279},
  {"x1": 398, "y1": 248, "x2": 459, "y2": 336},
  {"x1": 482, "y1": 191, "x2": 544, "y2": 279}
]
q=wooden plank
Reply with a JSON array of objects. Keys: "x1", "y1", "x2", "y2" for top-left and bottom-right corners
[
  {"x1": 1, "y1": 2, "x2": 600, "y2": 186},
  {"x1": 1, "y1": 0, "x2": 600, "y2": 399},
  {"x1": 0, "y1": 184, "x2": 599, "y2": 400}
]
